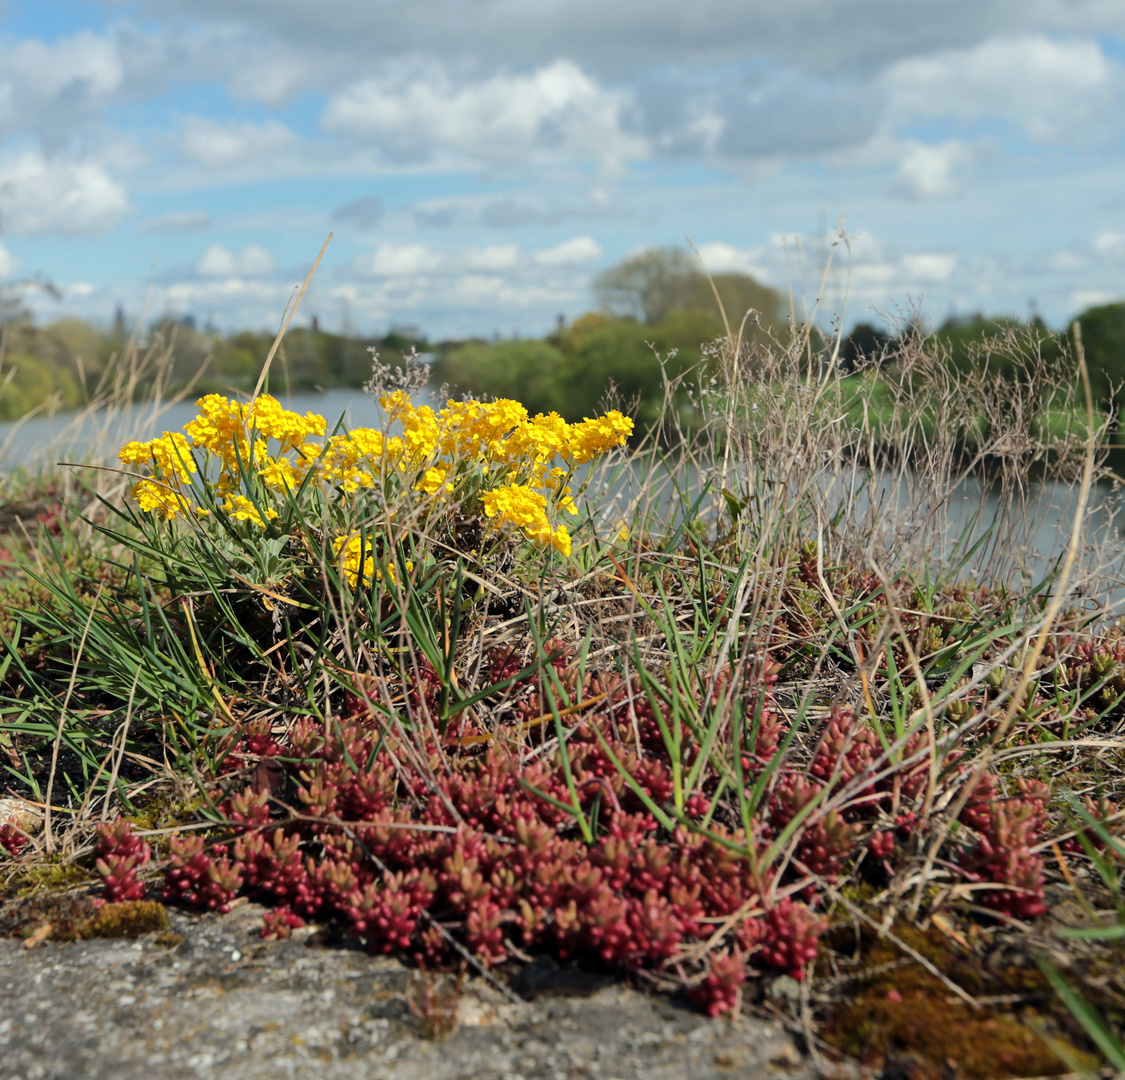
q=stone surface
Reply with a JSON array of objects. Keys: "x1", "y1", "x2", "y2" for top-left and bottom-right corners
[{"x1": 0, "y1": 902, "x2": 810, "y2": 1080}]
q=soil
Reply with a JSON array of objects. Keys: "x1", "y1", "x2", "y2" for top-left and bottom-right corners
[{"x1": 0, "y1": 900, "x2": 811, "y2": 1080}]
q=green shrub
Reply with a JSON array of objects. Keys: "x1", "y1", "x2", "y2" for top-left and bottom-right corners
[
  {"x1": 435, "y1": 339, "x2": 566, "y2": 417},
  {"x1": 0, "y1": 353, "x2": 82, "y2": 420}
]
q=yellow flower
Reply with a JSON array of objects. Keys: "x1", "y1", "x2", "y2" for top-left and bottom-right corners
[
  {"x1": 319, "y1": 430, "x2": 388, "y2": 493},
  {"x1": 377, "y1": 558, "x2": 414, "y2": 585},
  {"x1": 348, "y1": 427, "x2": 386, "y2": 458},
  {"x1": 549, "y1": 525, "x2": 572, "y2": 557},
  {"x1": 119, "y1": 432, "x2": 196, "y2": 484},
  {"x1": 258, "y1": 455, "x2": 299, "y2": 492},
  {"x1": 220, "y1": 494, "x2": 278, "y2": 527},
  {"x1": 333, "y1": 534, "x2": 414, "y2": 587},
  {"x1": 249, "y1": 395, "x2": 326, "y2": 448},
  {"x1": 334, "y1": 533, "x2": 375, "y2": 587},
  {"x1": 121, "y1": 392, "x2": 626, "y2": 562},
  {"x1": 503, "y1": 411, "x2": 570, "y2": 466},
  {"x1": 401, "y1": 406, "x2": 439, "y2": 469},
  {"x1": 414, "y1": 463, "x2": 449, "y2": 494},
  {"x1": 184, "y1": 394, "x2": 263, "y2": 473},
  {"x1": 131, "y1": 480, "x2": 193, "y2": 520},
  {"x1": 184, "y1": 394, "x2": 246, "y2": 450},
  {"x1": 379, "y1": 389, "x2": 411, "y2": 420},
  {"x1": 435, "y1": 397, "x2": 530, "y2": 461},
  {"x1": 480, "y1": 483, "x2": 571, "y2": 555},
  {"x1": 567, "y1": 410, "x2": 634, "y2": 464}
]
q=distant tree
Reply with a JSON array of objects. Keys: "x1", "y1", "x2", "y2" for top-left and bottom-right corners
[
  {"x1": 933, "y1": 315, "x2": 1063, "y2": 383},
  {"x1": 839, "y1": 322, "x2": 893, "y2": 372},
  {"x1": 566, "y1": 320, "x2": 682, "y2": 427},
  {"x1": 550, "y1": 312, "x2": 614, "y2": 353},
  {"x1": 682, "y1": 272, "x2": 785, "y2": 336},
  {"x1": 593, "y1": 246, "x2": 784, "y2": 337},
  {"x1": 593, "y1": 247, "x2": 699, "y2": 324},
  {"x1": 432, "y1": 340, "x2": 566, "y2": 418},
  {"x1": 1070, "y1": 301, "x2": 1125, "y2": 406},
  {"x1": 432, "y1": 307, "x2": 727, "y2": 431}
]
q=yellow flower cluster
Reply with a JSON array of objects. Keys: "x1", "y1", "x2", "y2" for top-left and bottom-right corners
[
  {"x1": 118, "y1": 432, "x2": 198, "y2": 519},
  {"x1": 120, "y1": 394, "x2": 327, "y2": 518},
  {"x1": 480, "y1": 484, "x2": 572, "y2": 556},
  {"x1": 333, "y1": 533, "x2": 414, "y2": 587},
  {"x1": 332, "y1": 533, "x2": 374, "y2": 588},
  {"x1": 220, "y1": 494, "x2": 278, "y2": 528},
  {"x1": 119, "y1": 431, "x2": 195, "y2": 482},
  {"x1": 118, "y1": 390, "x2": 633, "y2": 560},
  {"x1": 370, "y1": 394, "x2": 630, "y2": 552}
]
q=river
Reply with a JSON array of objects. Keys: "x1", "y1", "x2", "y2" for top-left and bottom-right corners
[
  {"x1": 0, "y1": 387, "x2": 443, "y2": 472},
  {"x1": 2, "y1": 386, "x2": 1124, "y2": 606}
]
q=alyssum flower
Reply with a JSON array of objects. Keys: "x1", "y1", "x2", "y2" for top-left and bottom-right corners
[{"x1": 118, "y1": 392, "x2": 633, "y2": 561}]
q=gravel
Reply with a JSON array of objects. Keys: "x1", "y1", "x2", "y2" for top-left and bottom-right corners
[{"x1": 0, "y1": 901, "x2": 811, "y2": 1080}]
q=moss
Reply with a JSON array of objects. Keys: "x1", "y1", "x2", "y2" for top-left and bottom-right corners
[
  {"x1": 0, "y1": 892, "x2": 101, "y2": 940},
  {"x1": 1, "y1": 858, "x2": 94, "y2": 901},
  {"x1": 82, "y1": 900, "x2": 168, "y2": 939},
  {"x1": 824, "y1": 972, "x2": 1089, "y2": 1078},
  {"x1": 820, "y1": 921, "x2": 1100, "y2": 1079},
  {"x1": 153, "y1": 931, "x2": 184, "y2": 949},
  {"x1": 837, "y1": 881, "x2": 884, "y2": 908},
  {"x1": 125, "y1": 795, "x2": 207, "y2": 833},
  {"x1": 0, "y1": 895, "x2": 169, "y2": 941}
]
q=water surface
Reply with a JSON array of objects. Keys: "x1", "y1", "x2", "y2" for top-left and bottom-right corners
[{"x1": 3, "y1": 388, "x2": 1124, "y2": 607}]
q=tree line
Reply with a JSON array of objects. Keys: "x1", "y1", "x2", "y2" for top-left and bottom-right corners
[
  {"x1": 3, "y1": 248, "x2": 1125, "y2": 435},
  {"x1": 0, "y1": 297, "x2": 423, "y2": 421},
  {"x1": 434, "y1": 248, "x2": 1125, "y2": 434}
]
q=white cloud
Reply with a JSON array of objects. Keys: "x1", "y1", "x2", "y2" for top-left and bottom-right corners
[
  {"x1": 179, "y1": 117, "x2": 299, "y2": 168},
  {"x1": 741, "y1": 228, "x2": 960, "y2": 306},
  {"x1": 323, "y1": 60, "x2": 642, "y2": 167},
  {"x1": 156, "y1": 278, "x2": 289, "y2": 325},
  {"x1": 1049, "y1": 250, "x2": 1085, "y2": 272},
  {"x1": 0, "y1": 152, "x2": 129, "y2": 234},
  {"x1": 694, "y1": 241, "x2": 768, "y2": 277},
  {"x1": 688, "y1": 66, "x2": 884, "y2": 161},
  {"x1": 334, "y1": 196, "x2": 383, "y2": 229},
  {"x1": 3, "y1": 7, "x2": 1122, "y2": 338},
  {"x1": 884, "y1": 34, "x2": 1120, "y2": 141},
  {"x1": 354, "y1": 243, "x2": 444, "y2": 277},
  {"x1": 220, "y1": 41, "x2": 331, "y2": 106},
  {"x1": 1093, "y1": 231, "x2": 1125, "y2": 260},
  {"x1": 141, "y1": 210, "x2": 212, "y2": 232},
  {"x1": 1072, "y1": 288, "x2": 1120, "y2": 309},
  {"x1": 4, "y1": 31, "x2": 124, "y2": 104},
  {"x1": 901, "y1": 253, "x2": 957, "y2": 282},
  {"x1": 0, "y1": 30, "x2": 126, "y2": 145},
  {"x1": 446, "y1": 275, "x2": 509, "y2": 303},
  {"x1": 445, "y1": 274, "x2": 572, "y2": 308},
  {"x1": 130, "y1": 0, "x2": 1125, "y2": 82},
  {"x1": 534, "y1": 236, "x2": 602, "y2": 266},
  {"x1": 844, "y1": 250, "x2": 960, "y2": 298},
  {"x1": 0, "y1": 243, "x2": 20, "y2": 278},
  {"x1": 466, "y1": 244, "x2": 520, "y2": 270},
  {"x1": 196, "y1": 243, "x2": 277, "y2": 277},
  {"x1": 891, "y1": 140, "x2": 971, "y2": 199}
]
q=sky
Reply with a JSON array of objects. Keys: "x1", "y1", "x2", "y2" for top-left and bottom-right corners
[{"x1": 0, "y1": 1, "x2": 1124, "y2": 341}]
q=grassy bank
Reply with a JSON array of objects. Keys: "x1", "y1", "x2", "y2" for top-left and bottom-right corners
[{"x1": 1, "y1": 310, "x2": 1124, "y2": 1077}]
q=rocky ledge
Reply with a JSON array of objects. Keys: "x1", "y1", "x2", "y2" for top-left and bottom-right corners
[{"x1": 0, "y1": 900, "x2": 810, "y2": 1080}]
